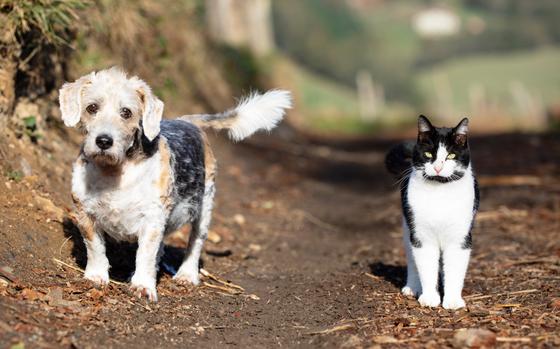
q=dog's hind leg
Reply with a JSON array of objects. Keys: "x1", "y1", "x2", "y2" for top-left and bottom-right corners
[{"x1": 174, "y1": 180, "x2": 215, "y2": 285}]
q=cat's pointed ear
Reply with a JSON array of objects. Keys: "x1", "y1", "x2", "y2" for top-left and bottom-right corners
[
  {"x1": 418, "y1": 115, "x2": 433, "y2": 133},
  {"x1": 418, "y1": 115, "x2": 433, "y2": 143},
  {"x1": 454, "y1": 117, "x2": 469, "y2": 146}
]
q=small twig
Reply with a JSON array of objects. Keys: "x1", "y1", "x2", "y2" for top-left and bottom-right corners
[
  {"x1": 503, "y1": 258, "x2": 558, "y2": 268},
  {"x1": 466, "y1": 289, "x2": 539, "y2": 301},
  {"x1": 0, "y1": 269, "x2": 17, "y2": 283},
  {"x1": 364, "y1": 272, "x2": 381, "y2": 281},
  {"x1": 59, "y1": 236, "x2": 72, "y2": 256},
  {"x1": 508, "y1": 289, "x2": 539, "y2": 295},
  {"x1": 200, "y1": 268, "x2": 244, "y2": 291},
  {"x1": 202, "y1": 282, "x2": 242, "y2": 295},
  {"x1": 495, "y1": 303, "x2": 522, "y2": 308},
  {"x1": 296, "y1": 210, "x2": 340, "y2": 232},
  {"x1": 52, "y1": 258, "x2": 126, "y2": 286},
  {"x1": 126, "y1": 299, "x2": 152, "y2": 312},
  {"x1": 496, "y1": 337, "x2": 532, "y2": 343},
  {"x1": 307, "y1": 323, "x2": 354, "y2": 335}
]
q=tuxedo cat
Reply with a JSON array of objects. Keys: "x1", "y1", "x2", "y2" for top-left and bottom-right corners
[{"x1": 385, "y1": 115, "x2": 479, "y2": 309}]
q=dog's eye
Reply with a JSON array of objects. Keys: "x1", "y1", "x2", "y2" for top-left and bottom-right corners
[
  {"x1": 120, "y1": 108, "x2": 132, "y2": 119},
  {"x1": 424, "y1": 152, "x2": 433, "y2": 158},
  {"x1": 86, "y1": 103, "x2": 98, "y2": 114}
]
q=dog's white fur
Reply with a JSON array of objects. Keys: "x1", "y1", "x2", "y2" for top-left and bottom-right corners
[
  {"x1": 227, "y1": 90, "x2": 292, "y2": 141},
  {"x1": 60, "y1": 67, "x2": 291, "y2": 301}
]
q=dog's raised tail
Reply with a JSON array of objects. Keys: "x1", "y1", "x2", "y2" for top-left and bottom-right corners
[{"x1": 180, "y1": 90, "x2": 292, "y2": 141}]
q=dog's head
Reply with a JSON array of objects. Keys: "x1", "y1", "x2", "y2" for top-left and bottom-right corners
[{"x1": 59, "y1": 67, "x2": 164, "y2": 168}]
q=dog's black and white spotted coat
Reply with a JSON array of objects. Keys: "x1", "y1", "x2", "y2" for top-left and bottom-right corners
[{"x1": 60, "y1": 67, "x2": 291, "y2": 301}]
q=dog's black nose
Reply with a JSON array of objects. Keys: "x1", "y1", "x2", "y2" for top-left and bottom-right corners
[{"x1": 95, "y1": 134, "x2": 113, "y2": 150}]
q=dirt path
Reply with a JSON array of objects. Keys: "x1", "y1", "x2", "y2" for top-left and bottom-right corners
[{"x1": 1, "y1": 129, "x2": 559, "y2": 348}]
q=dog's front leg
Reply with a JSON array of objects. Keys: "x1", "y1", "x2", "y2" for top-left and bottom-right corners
[
  {"x1": 74, "y1": 210, "x2": 110, "y2": 285},
  {"x1": 130, "y1": 226, "x2": 164, "y2": 302}
]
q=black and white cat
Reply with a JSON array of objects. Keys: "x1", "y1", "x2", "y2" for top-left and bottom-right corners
[{"x1": 385, "y1": 115, "x2": 480, "y2": 309}]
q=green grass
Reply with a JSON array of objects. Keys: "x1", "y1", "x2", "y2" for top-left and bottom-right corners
[
  {"x1": 1, "y1": 0, "x2": 88, "y2": 44},
  {"x1": 416, "y1": 47, "x2": 560, "y2": 113},
  {"x1": 287, "y1": 61, "x2": 378, "y2": 134},
  {"x1": 293, "y1": 63, "x2": 359, "y2": 116},
  {"x1": 285, "y1": 60, "x2": 417, "y2": 135}
]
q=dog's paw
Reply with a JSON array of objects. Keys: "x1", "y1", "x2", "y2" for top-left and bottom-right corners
[
  {"x1": 173, "y1": 265, "x2": 200, "y2": 286},
  {"x1": 442, "y1": 296, "x2": 466, "y2": 310},
  {"x1": 84, "y1": 267, "x2": 109, "y2": 286},
  {"x1": 418, "y1": 292, "x2": 441, "y2": 307},
  {"x1": 130, "y1": 274, "x2": 158, "y2": 302},
  {"x1": 401, "y1": 285, "x2": 420, "y2": 297}
]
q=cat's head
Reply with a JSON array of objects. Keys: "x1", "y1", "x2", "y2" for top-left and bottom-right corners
[{"x1": 412, "y1": 115, "x2": 470, "y2": 183}]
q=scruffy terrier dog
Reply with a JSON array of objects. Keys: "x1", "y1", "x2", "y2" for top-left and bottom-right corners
[{"x1": 59, "y1": 67, "x2": 291, "y2": 301}]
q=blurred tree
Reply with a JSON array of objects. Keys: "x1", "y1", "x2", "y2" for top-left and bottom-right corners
[
  {"x1": 206, "y1": 0, "x2": 274, "y2": 57},
  {"x1": 272, "y1": 0, "x2": 419, "y2": 103}
]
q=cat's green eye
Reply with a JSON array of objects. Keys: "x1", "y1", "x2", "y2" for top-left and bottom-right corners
[
  {"x1": 424, "y1": 152, "x2": 433, "y2": 158},
  {"x1": 447, "y1": 153, "x2": 456, "y2": 159}
]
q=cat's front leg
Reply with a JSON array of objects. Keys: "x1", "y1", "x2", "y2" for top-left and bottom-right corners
[
  {"x1": 402, "y1": 224, "x2": 421, "y2": 297},
  {"x1": 412, "y1": 242, "x2": 441, "y2": 307},
  {"x1": 442, "y1": 243, "x2": 471, "y2": 309}
]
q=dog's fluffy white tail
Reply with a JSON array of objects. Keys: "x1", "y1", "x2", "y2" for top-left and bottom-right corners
[{"x1": 180, "y1": 90, "x2": 292, "y2": 141}]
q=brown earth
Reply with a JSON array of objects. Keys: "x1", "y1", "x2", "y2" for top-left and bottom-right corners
[{"x1": 0, "y1": 123, "x2": 559, "y2": 348}]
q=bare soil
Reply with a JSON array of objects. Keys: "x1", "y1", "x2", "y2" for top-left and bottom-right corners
[{"x1": 0, "y1": 125, "x2": 559, "y2": 348}]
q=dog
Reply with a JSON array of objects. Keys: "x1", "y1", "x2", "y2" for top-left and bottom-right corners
[{"x1": 59, "y1": 67, "x2": 291, "y2": 301}]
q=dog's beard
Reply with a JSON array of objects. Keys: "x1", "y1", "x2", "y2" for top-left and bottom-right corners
[{"x1": 86, "y1": 150, "x2": 121, "y2": 168}]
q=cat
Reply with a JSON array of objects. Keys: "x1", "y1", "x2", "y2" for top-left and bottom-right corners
[{"x1": 385, "y1": 115, "x2": 480, "y2": 309}]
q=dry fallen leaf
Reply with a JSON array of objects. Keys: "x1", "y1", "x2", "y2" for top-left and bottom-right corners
[
  {"x1": 21, "y1": 288, "x2": 44, "y2": 301},
  {"x1": 453, "y1": 328, "x2": 496, "y2": 348},
  {"x1": 233, "y1": 214, "x2": 246, "y2": 226},
  {"x1": 207, "y1": 230, "x2": 222, "y2": 244}
]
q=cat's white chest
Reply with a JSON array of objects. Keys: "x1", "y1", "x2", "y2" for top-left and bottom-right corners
[
  {"x1": 72, "y1": 155, "x2": 167, "y2": 242},
  {"x1": 407, "y1": 169, "x2": 475, "y2": 244}
]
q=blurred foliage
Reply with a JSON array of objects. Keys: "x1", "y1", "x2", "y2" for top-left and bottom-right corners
[
  {"x1": 0, "y1": 0, "x2": 89, "y2": 103},
  {"x1": 72, "y1": 0, "x2": 237, "y2": 114},
  {"x1": 0, "y1": 0, "x2": 87, "y2": 44},
  {"x1": 417, "y1": 47, "x2": 560, "y2": 113},
  {"x1": 418, "y1": 0, "x2": 560, "y2": 66},
  {"x1": 272, "y1": 0, "x2": 560, "y2": 107},
  {"x1": 218, "y1": 45, "x2": 261, "y2": 93},
  {"x1": 272, "y1": 0, "x2": 419, "y2": 104},
  {"x1": 22, "y1": 115, "x2": 42, "y2": 141}
]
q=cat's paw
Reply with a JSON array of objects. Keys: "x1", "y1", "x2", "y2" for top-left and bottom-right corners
[
  {"x1": 418, "y1": 292, "x2": 441, "y2": 307},
  {"x1": 442, "y1": 296, "x2": 466, "y2": 310},
  {"x1": 401, "y1": 285, "x2": 420, "y2": 297}
]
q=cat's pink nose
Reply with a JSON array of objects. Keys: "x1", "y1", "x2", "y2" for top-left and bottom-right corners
[{"x1": 435, "y1": 165, "x2": 443, "y2": 173}]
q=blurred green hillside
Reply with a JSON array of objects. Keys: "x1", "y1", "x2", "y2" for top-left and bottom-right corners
[{"x1": 272, "y1": 0, "x2": 560, "y2": 133}]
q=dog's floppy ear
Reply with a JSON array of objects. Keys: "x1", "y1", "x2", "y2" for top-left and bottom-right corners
[
  {"x1": 59, "y1": 73, "x2": 94, "y2": 127},
  {"x1": 136, "y1": 81, "x2": 164, "y2": 141}
]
